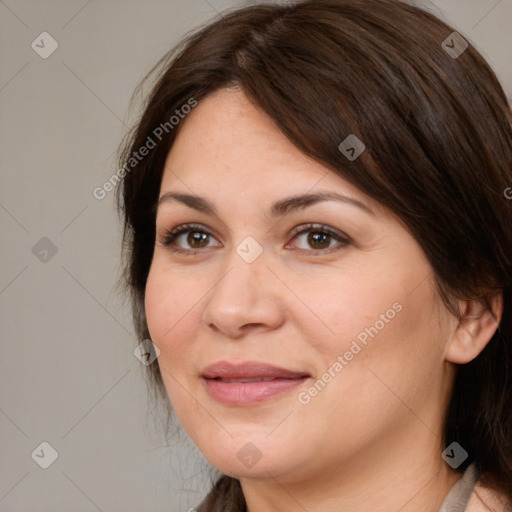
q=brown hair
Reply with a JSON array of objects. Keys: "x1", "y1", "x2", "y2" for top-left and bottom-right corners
[{"x1": 115, "y1": 0, "x2": 512, "y2": 510}]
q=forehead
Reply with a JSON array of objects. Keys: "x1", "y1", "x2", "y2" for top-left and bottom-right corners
[
  {"x1": 162, "y1": 88, "x2": 323, "y2": 184},
  {"x1": 159, "y1": 88, "x2": 380, "y2": 214}
]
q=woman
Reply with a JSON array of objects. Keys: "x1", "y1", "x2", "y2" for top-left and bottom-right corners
[{"x1": 115, "y1": 0, "x2": 512, "y2": 510}]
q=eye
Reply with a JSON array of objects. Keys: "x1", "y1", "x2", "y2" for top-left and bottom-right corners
[
  {"x1": 160, "y1": 223, "x2": 220, "y2": 253},
  {"x1": 287, "y1": 223, "x2": 351, "y2": 253},
  {"x1": 159, "y1": 222, "x2": 351, "y2": 255}
]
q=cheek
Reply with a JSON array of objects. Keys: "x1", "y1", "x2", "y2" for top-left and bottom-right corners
[
  {"x1": 295, "y1": 279, "x2": 444, "y2": 449},
  {"x1": 145, "y1": 265, "x2": 170, "y2": 342},
  {"x1": 300, "y1": 263, "x2": 442, "y2": 384},
  {"x1": 285, "y1": 246, "x2": 421, "y2": 340},
  {"x1": 144, "y1": 263, "x2": 203, "y2": 416},
  {"x1": 290, "y1": 267, "x2": 406, "y2": 352},
  {"x1": 327, "y1": 278, "x2": 443, "y2": 406},
  {"x1": 144, "y1": 261, "x2": 199, "y2": 363}
]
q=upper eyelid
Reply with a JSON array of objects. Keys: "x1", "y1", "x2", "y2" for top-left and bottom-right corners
[{"x1": 162, "y1": 222, "x2": 345, "y2": 238}]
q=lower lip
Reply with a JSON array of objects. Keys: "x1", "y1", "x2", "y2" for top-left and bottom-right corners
[{"x1": 203, "y1": 377, "x2": 310, "y2": 406}]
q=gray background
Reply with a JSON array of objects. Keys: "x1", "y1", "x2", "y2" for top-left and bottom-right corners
[{"x1": 1, "y1": 0, "x2": 511, "y2": 511}]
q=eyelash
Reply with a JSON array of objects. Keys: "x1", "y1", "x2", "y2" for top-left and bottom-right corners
[{"x1": 159, "y1": 223, "x2": 351, "y2": 255}]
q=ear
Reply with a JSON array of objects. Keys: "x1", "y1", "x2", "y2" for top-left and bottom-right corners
[{"x1": 444, "y1": 292, "x2": 503, "y2": 364}]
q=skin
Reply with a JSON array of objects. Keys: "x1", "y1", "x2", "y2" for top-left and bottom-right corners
[{"x1": 144, "y1": 87, "x2": 502, "y2": 512}]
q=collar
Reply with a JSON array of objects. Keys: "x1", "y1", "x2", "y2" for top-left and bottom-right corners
[{"x1": 438, "y1": 463, "x2": 481, "y2": 512}]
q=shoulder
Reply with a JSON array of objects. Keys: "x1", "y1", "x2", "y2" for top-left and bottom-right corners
[{"x1": 466, "y1": 480, "x2": 511, "y2": 512}]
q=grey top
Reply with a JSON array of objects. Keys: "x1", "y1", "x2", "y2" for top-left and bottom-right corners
[{"x1": 437, "y1": 463, "x2": 481, "y2": 512}]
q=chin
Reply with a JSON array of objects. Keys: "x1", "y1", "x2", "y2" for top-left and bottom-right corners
[{"x1": 197, "y1": 434, "x2": 306, "y2": 481}]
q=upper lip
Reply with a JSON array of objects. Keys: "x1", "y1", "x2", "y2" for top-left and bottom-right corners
[{"x1": 201, "y1": 361, "x2": 310, "y2": 380}]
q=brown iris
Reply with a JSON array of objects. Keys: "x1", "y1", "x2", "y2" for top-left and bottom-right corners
[
  {"x1": 187, "y1": 231, "x2": 209, "y2": 248},
  {"x1": 307, "y1": 231, "x2": 331, "y2": 250}
]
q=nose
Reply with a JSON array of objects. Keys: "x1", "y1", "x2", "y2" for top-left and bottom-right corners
[{"x1": 201, "y1": 249, "x2": 285, "y2": 339}]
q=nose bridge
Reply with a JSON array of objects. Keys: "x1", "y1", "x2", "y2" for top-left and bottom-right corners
[{"x1": 213, "y1": 239, "x2": 268, "y2": 304}]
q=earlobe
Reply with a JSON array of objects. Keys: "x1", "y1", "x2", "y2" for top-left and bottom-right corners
[{"x1": 444, "y1": 293, "x2": 503, "y2": 365}]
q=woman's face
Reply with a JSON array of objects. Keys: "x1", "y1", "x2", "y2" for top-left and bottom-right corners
[{"x1": 145, "y1": 87, "x2": 456, "y2": 484}]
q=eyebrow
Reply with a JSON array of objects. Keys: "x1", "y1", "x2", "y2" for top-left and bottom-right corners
[{"x1": 156, "y1": 191, "x2": 374, "y2": 217}]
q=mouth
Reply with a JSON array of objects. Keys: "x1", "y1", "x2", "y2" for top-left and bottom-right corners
[
  {"x1": 211, "y1": 377, "x2": 286, "y2": 383},
  {"x1": 201, "y1": 361, "x2": 311, "y2": 406}
]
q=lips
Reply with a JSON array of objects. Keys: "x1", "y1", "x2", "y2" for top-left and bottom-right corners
[
  {"x1": 201, "y1": 361, "x2": 311, "y2": 405},
  {"x1": 201, "y1": 361, "x2": 310, "y2": 380}
]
